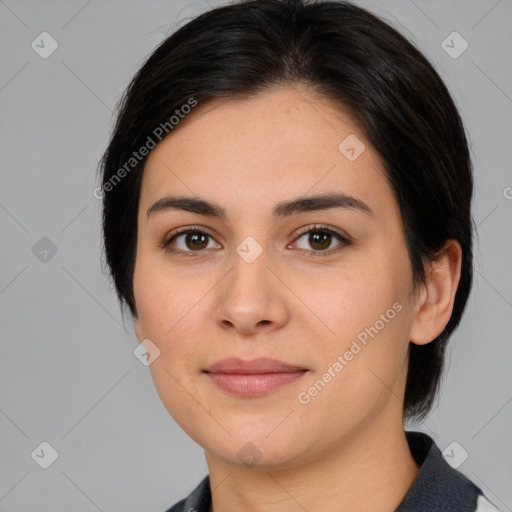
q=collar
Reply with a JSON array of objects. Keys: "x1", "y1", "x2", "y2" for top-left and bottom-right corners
[
  {"x1": 168, "y1": 431, "x2": 485, "y2": 511},
  {"x1": 395, "y1": 430, "x2": 482, "y2": 511}
]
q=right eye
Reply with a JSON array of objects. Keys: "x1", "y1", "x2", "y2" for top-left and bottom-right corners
[{"x1": 162, "y1": 227, "x2": 221, "y2": 256}]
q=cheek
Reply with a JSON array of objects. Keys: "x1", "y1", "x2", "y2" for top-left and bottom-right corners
[
  {"x1": 291, "y1": 262, "x2": 410, "y2": 408},
  {"x1": 133, "y1": 253, "x2": 214, "y2": 380},
  {"x1": 299, "y1": 310, "x2": 410, "y2": 433},
  {"x1": 134, "y1": 259, "x2": 208, "y2": 429},
  {"x1": 133, "y1": 250, "x2": 197, "y2": 337},
  {"x1": 290, "y1": 262, "x2": 398, "y2": 344}
]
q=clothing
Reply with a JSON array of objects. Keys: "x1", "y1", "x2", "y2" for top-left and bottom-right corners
[{"x1": 164, "y1": 431, "x2": 501, "y2": 511}]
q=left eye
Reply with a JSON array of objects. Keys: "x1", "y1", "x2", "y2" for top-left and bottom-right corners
[{"x1": 292, "y1": 227, "x2": 350, "y2": 255}]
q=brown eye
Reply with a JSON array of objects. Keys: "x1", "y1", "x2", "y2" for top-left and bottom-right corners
[
  {"x1": 163, "y1": 227, "x2": 221, "y2": 255},
  {"x1": 307, "y1": 231, "x2": 332, "y2": 250},
  {"x1": 182, "y1": 232, "x2": 209, "y2": 250},
  {"x1": 293, "y1": 225, "x2": 352, "y2": 258}
]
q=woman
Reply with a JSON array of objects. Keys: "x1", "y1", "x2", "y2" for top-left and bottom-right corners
[{"x1": 98, "y1": 0, "x2": 501, "y2": 510}]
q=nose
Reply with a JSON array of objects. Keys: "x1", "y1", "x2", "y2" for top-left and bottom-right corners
[{"x1": 214, "y1": 246, "x2": 290, "y2": 336}]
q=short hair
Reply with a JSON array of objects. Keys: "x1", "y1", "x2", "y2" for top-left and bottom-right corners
[{"x1": 98, "y1": 0, "x2": 474, "y2": 421}]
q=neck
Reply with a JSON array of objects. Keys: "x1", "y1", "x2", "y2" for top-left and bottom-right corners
[{"x1": 205, "y1": 415, "x2": 419, "y2": 512}]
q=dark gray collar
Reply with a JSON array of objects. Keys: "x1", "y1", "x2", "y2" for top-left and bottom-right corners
[{"x1": 396, "y1": 431, "x2": 481, "y2": 511}]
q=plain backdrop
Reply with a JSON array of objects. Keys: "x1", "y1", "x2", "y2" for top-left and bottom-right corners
[{"x1": 1, "y1": 0, "x2": 511, "y2": 511}]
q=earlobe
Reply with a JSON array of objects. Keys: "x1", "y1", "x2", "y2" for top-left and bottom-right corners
[{"x1": 409, "y1": 240, "x2": 462, "y2": 346}]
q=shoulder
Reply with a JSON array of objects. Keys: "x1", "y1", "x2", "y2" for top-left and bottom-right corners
[
  {"x1": 475, "y1": 494, "x2": 502, "y2": 511},
  {"x1": 163, "y1": 475, "x2": 211, "y2": 512},
  {"x1": 163, "y1": 497, "x2": 186, "y2": 512},
  {"x1": 164, "y1": 496, "x2": 194, "y2": 512},
  {"x1": 397, "y1": 431, "x2": 502, "y2": 511}
]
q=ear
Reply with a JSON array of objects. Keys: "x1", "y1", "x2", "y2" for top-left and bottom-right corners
[{"x1": 409, "y1": 239, "x2": 462, "y2": 346}]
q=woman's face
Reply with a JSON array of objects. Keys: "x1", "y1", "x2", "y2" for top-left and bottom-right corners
[{"x1": 133, "y1": 86, "x2": 424, "y2": 469}]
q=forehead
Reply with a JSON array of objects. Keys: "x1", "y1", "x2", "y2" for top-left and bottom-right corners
[{"x1": 139, "y1": 87, "x2": 395, "y2": 219}]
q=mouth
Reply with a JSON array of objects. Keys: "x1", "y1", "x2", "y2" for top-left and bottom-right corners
[{"x1": 203, "y1": 357, "x2": 309, "y2": 396}]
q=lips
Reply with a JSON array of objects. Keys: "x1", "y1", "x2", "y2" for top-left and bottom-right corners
[
  {"x1": 203, "y1": 357, "x2": 307, "y2": 374},
  {"x1": 203, "y1": 357, "x2": 308, "y2": 396}
]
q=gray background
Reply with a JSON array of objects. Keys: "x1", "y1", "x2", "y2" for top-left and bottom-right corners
[{"x1": 1, "y1": 0, "x2": 511, "y2": 510}]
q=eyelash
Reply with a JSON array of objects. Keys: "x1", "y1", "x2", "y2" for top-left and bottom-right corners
[{"x1": 161, "y1": 224, "x2": 352, "y2": 259}]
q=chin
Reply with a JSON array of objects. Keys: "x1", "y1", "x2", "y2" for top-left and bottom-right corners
[{"x1": 202, "y1": 429, "x2": 315, "y2": 471}]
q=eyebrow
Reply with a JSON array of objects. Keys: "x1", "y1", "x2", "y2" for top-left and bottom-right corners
[{"x1": 146, "y1": 192, "x2": 374, "y2": 222}]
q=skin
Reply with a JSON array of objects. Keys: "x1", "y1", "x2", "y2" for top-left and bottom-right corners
[{"x1": 132, "y1": 86, "x2": 462, "y2": 512}]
